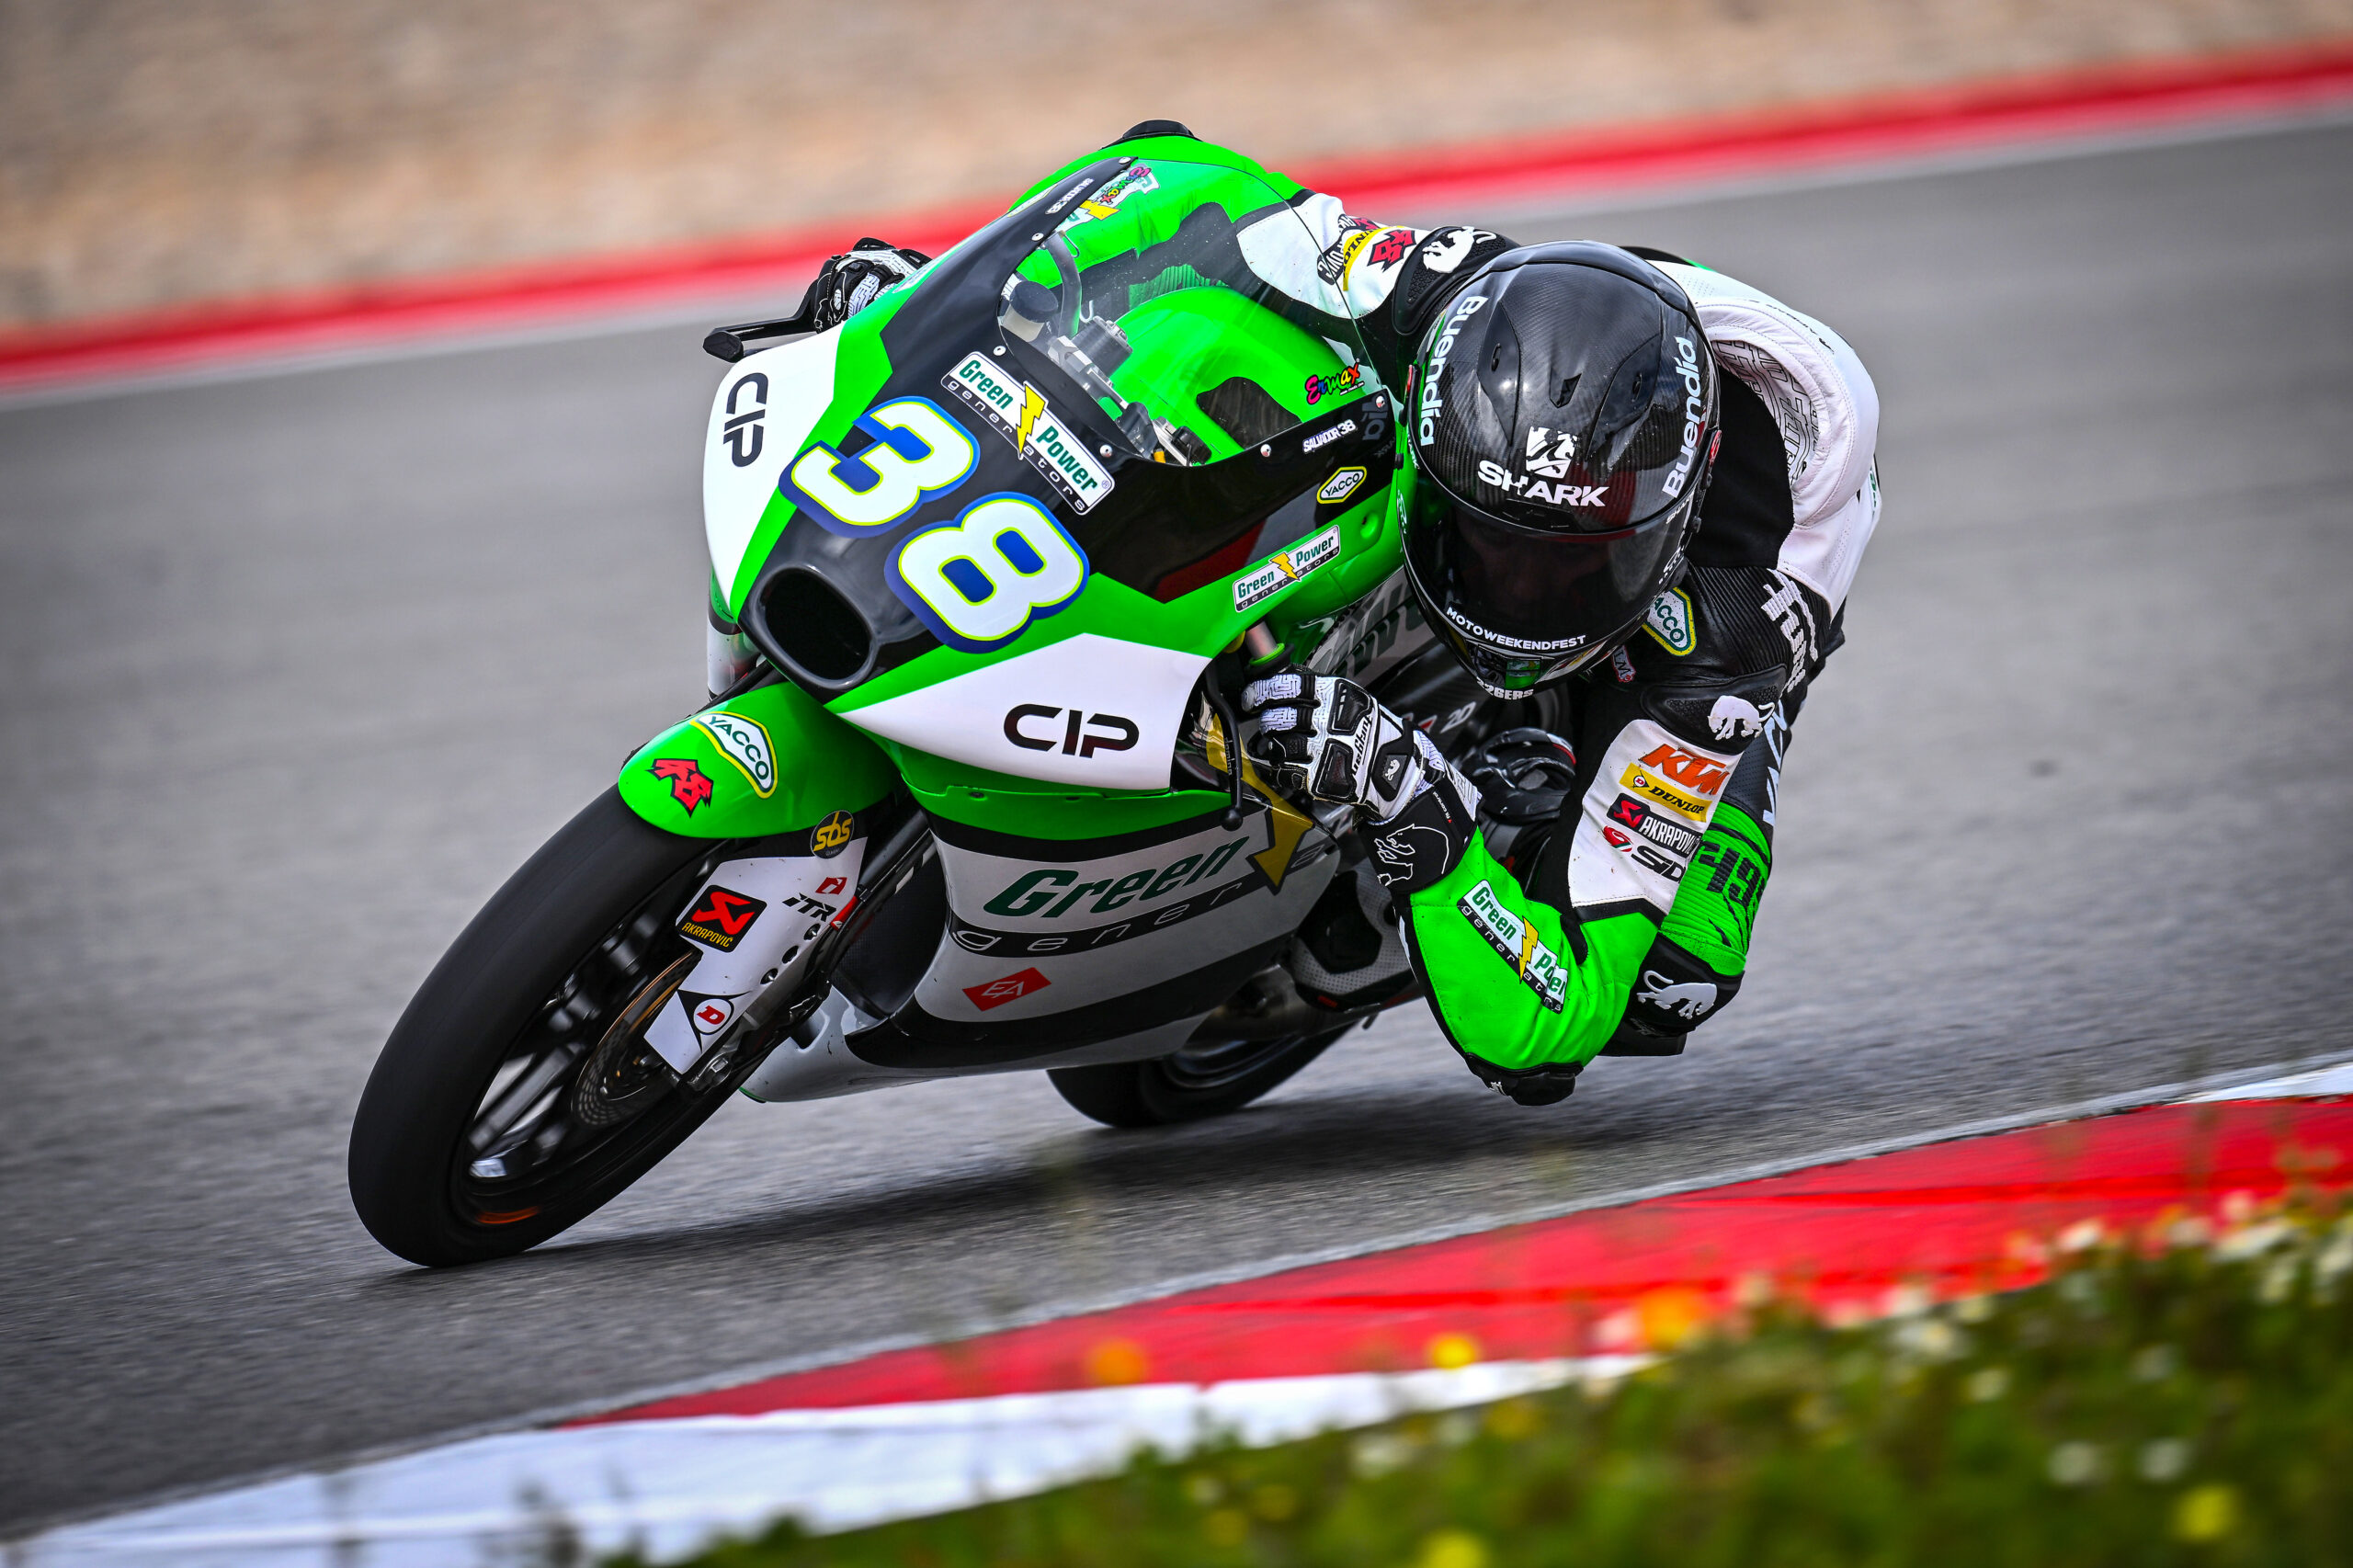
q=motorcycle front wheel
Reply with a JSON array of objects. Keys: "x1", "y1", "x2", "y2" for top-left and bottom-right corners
[{"x1": 348, "y1": 790, "x2": 750, "y2": 1267}]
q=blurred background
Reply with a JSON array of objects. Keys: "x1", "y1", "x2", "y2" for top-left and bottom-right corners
[{"x1": 5, "y1": 0, "x2": 2351, "y2": 328}]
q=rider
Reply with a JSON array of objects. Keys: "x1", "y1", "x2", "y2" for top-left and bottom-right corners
[{"x1": 801, "y1": 122, "x2": 1880, "y2": 1106}]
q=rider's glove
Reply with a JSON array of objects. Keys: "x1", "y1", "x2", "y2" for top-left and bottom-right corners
[
  {"x1": 805, "y1": 239, "x2": 931, "y2": 331},
  {"x1": 1241, "y1": 673, "x2": 1425, "y2": 816}
]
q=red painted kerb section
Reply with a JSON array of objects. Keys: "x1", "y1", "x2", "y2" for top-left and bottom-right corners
[
  {"x1": 582, "y1": 1097, "x2": 2353, "y2": 1424},
  {"x1": 5, "y1": 38, "x2": 2351, "y2": 395}
]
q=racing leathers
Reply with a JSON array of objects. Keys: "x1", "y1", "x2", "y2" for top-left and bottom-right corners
[
  {"x1": 838, "y1": 128, "x2": 1881, "y2": 1102},
  {"x1": 1185, "y1": 139, "x2": 1881, "y2": 1101}
]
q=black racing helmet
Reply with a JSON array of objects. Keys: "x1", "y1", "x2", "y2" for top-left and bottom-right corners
[{"x1": 1402, "y1": 243, "x2": 1722, "y2": 698}]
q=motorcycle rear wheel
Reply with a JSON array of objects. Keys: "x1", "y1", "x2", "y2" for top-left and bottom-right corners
[
  {"x1": 348, "y1": 789, "x2": 749, "y2": 1267},
  {"x1": 1048, "y1": 1028, "x2": 1343, "y2": 1129}
]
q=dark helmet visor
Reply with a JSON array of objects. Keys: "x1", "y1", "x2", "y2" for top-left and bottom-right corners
[{"x1": 1404, "y1": 469, "x2": 1695, "y2": 692}]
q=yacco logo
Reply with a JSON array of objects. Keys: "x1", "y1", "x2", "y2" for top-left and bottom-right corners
[
  {"x1": 1643, "y1": 587, "x2": 1697, "y2": 656},
  {"x1": 1417, "y1": 294, "x2": 1486, "y2": 446},
  {"x1": 982, "y1": 836, "x2": 1253, "y2": 922},
  {"x1": 942, "y1": 351, "x2": 1116, "y2": 513},
  {"x1": 692, "y1": 710, "x2": 777, "y2": 798},
  {"x1": 679, "y1": 885, "x2": 767, "y2": 952},
  {"x1": 1660, "y1": 335, "x2": 1708, "y2": 498},
  {"x1": 962, "y1": 968, "x2": 1051, "y2": 1012},
  {"x1": 1457, "y1": 879, "x2": 1567, "y2": 1013},
  {"x1": 1002, "y1": 705, "x2": 1141, "y2": 758},
  {"x1": 1233, "y1": 526, "x2": 1342, "y2": 613},
  {"x1": 722, "y1": 372, "x2": 767, "y2": 468},
  {"x1": 1318, "y1": 466, "x2": 1368, "y2": 505},
  {"x1": 1302, "y1": 419, "x2": 1357, "y2": 454}
]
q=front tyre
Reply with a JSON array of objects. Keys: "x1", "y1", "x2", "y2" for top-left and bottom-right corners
[{"x1": 349, "y1": 790, "x2": 742, "y2": 1267}]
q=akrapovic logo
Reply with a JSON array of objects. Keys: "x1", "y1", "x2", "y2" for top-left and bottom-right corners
[
  {"x1": 1416, "y1": 294, "x2": 1487, "y2": 447},
  {"x1": 1660, "y1": 335, "x2": 1707, "y2": 498}
]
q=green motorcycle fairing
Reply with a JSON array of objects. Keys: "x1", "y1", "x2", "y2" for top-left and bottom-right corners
[
  {"x1": 617, "y1": 139, "x2": 1438, "y2": 1073},
  {"x1": 620, "y1": 678, "x2": 896, "y2": 839}
]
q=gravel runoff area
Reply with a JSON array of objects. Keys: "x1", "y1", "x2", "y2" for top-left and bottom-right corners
[{"x1": 3, "y1": 0, "x2": 2352, "y2": 327}]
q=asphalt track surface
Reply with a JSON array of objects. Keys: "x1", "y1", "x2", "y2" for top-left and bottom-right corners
[{"x1": 4, "y1": 119, "x2": 2350, "y2": 1532}]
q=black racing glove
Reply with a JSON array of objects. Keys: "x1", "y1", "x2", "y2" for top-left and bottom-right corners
[
  {"x1": 1240, "y1": 673, "x2": 1424, "y2": 814},
  {"x1": 805, "y1": 239, "x2": 931, "y2": 331}
]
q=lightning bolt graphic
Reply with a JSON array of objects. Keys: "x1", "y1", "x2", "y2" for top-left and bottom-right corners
[
  {"x1": 1015, "y1": 386, "x2": 1046, "y2": 452},
  {"x1": 1517, "y1": 920, "x2": 1540, "y2": 978}
]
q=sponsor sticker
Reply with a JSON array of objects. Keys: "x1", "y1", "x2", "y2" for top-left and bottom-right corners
[
  {"x1": 1232, "y1": 526, "x2": 1342, "y2": 612},
  {"x1": 1314, "y1": 221, "x2": 1381, "y2": 285},
  {"x1": 811, "y1": 809, "x2": 857, "y2": 858},
  {"x1": 692, "y1": 710, "x2": 777, "y2": 798},
  {"x1": 1062, "y1": 163, "x2": 1157, "y2": 228},
  {"x1": 1302, "y1": 419, "x2": 1357, "y2": 454},
  {"x1": 1457, "y1": 879, "x2": 1567, "y2": 1013},
  {"x1": 1620, "y1": 746, "x2": 1726, "y2": 822},
  {"x1": 650, "y1": 757, "x2": 713, "y2": 814},
  {"x1": 679, "y1": 885, "x2": 767, "y2": 952},
  {"x1": 1303, "y1": 364, "x2": 1366, "y2": 405},
  {"x1": 963, "y1": 967, "x2": 1051, "y2": 1011},
  {"x1": 942, "y1": 352, "x2": 1117, "y2": 513},
  {"x1": 1606, "y1": 793, "x2": 1703, "y2": 858},
  {"x1": 688, "y1": 994, "x2": 737, "y2": 1035},
  {"x1": 1317, "y1": 466, "x2": 1368, "y2": 505},
  {"x1": 1643, "y1": 587, "x2": 1697, "y2": 655}
]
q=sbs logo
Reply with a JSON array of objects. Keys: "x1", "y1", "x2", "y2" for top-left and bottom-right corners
[{"x1": 811, "y1": 810, "x2": 857, "y2": 858}]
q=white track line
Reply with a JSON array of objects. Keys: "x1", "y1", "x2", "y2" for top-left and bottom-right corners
[{"x1": 7, "y1": 1360, "x2": 1634, "y2": 1568}]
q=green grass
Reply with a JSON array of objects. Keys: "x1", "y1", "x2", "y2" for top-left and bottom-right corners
[{"x1": 641, "y1": 1203, "x2": 2353, "y2": 1568}]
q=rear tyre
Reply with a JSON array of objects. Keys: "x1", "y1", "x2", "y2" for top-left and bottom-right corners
[
  {"x1": 1048, "y1": 1029, "x2": 1343, "y2": 1129},
  {"x1": 348, "y1": 789, "x2": 745, "y2": 1267}
]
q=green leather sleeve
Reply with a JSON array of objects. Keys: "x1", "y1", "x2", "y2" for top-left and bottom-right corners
[{"x1": 1402, "y1": 835, "x2": 1662, "y2": 1071}]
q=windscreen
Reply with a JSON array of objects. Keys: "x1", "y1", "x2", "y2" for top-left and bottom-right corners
[{"x1": 980, "y1": 158, "x2": 1379, "y2": 469}]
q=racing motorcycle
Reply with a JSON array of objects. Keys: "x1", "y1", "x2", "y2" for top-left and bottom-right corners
[{"x1": 348, "y1": 147, "x2": 1555, "y2": 1267}]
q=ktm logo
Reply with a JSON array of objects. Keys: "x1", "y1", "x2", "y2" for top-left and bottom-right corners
[
  {"x1": 1003, "y1": 705, "x2": 1140, "y2": 759},
  {"x1": 1637, "y1": 743, "x2": 1729, "y2": 798},
  {"x1": 722, "y1": 371, "x2": 767, "y2": 468},
  {"x1": 963, "y1": 967, "x2": 1051, "y2": 1011},
  {"x1": 679, "y1": 885, "x2": 767, "y2": 952}
]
